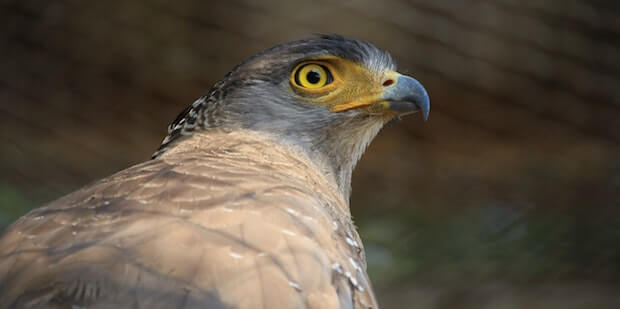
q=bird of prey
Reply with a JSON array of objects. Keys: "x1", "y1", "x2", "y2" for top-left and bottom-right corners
[{"x1": 0, "y1": 35, "x2": 429, "y2": 309}]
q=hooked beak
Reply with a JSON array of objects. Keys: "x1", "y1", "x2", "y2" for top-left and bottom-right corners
[
  {"x1": 330, "y1": 71, "x2": 430, "y2": 120},
  {"x1": 381, "y1": 73, "x2": 430, "y2": 120}
]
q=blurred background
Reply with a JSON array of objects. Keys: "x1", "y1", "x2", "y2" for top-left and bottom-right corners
[{"x1": 1, "y1": 0, "x2": 620, "y2": 308}]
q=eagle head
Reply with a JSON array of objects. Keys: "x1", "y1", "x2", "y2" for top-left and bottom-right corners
[{"x1": 156, "y1": 35, "x2": 430, "y2": 196}]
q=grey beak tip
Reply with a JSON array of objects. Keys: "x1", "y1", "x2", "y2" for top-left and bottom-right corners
[
  {"x1": 383, "y1": 74, "x2": 431, "y2": 121},
  {"x1": 420, "y1": 95, "x2": 430, "y2": 121},
  {"x1": 410, "y1": 78, "x2": 430, "y2": 121}
]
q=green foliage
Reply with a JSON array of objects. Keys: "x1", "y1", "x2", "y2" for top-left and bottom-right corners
[
  {"x1": 358, "y1": 204, "x2": 620, "y2": 287},
  {"x1": 0, "y1": 185, "x2": 30, "y2": 228},
  {"x1": 0, "y1": 183, "x2": 69, "y2": 230}
]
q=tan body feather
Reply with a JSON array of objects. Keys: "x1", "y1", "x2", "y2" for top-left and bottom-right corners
[{"x1": 0, "y1": 130, "x2": 377, "y2": 308}]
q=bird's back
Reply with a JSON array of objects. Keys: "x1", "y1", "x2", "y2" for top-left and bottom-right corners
[{"x1": 0, "y1": 130, "x2": 376, "y2": 309}]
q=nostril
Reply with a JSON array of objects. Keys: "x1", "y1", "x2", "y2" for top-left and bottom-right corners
[{"x1": 382, "y1": 79, "x2": 394, "y2": 87}]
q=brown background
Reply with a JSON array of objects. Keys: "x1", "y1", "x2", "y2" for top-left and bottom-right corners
[{"x1": 1, "y1": 0, "x2": 620, "y2": 308}]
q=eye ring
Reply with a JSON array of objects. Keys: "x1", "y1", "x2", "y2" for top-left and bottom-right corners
[{"x1": 293, "y1": 63, "x2": 333, "y2": 89}]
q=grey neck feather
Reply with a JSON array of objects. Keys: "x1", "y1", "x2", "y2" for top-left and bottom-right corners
[
  {"x1": 307, "y1": 115, "x2": 385, "y2": 199},
  {"x1": 153, "y1": 80, "x2": 389, "y2": 202},
  {"x1": 219, "y1": 82, "x2": 386, "y2": 200}
]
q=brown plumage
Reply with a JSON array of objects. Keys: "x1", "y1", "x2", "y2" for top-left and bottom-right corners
[{"x1": 0, "y1": 35, "x2": 429, "y2": 308}]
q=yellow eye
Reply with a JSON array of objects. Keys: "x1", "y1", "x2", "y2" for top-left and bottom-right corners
[{"x1": 293, "y1": 64, "x2": 332, "y2": 89}]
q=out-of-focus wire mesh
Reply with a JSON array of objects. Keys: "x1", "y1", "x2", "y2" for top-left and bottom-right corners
[{"x1": 1, "y1": 0, "x2": 619, "y2": 308}]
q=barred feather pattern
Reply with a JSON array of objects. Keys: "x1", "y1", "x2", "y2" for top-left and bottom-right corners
[{"x1": 152, "y1": 79, "x2": 227, "y2": 159}]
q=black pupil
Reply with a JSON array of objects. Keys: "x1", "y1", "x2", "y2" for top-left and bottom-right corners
[{"x1": 306, "y1": 69, "x2": 321, "y2": 84}]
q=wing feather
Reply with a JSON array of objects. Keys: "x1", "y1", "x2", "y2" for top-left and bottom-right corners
[{"x1": 0, "y1": 131, "x2": 376, "y2": 308}]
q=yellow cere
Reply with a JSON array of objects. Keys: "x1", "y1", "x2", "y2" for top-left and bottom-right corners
[{"x1": 290, "y1": 57, "x2": 397, "y2": 116}]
